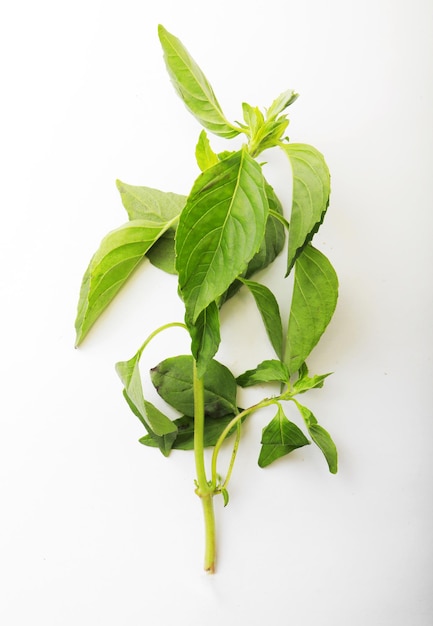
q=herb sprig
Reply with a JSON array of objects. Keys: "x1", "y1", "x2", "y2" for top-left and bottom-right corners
[{"x1": 75, "y1": 24, "x2": 339, "y2": 573}]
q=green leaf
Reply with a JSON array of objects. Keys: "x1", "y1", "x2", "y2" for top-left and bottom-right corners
[
  {"x1": 145, "y1": 232, "x2": 176, "y2": 274},
  {"x1": 123, "y1": 393, "x2": 177, "y2": 457},
  {"x1": 150, "y1": 354, "x2": 238, "y2": 418},
  {"x1": 242, "y1": 102, "x2": 264, "y2": 134},
  {"x1": 220, "y1": 182, "x2": 285, "y2": 303},
  {"x1": 75, "y1": 218, "x2": 176, "y2": 345},
  {"x1": 266, "y1": 89, "x2": 299, "y2": 119},
  {"x1": 195, "y1": 130, "x2": 219, "y2": 171},
  {"x1": 294, "y1": 401, "x2": 338, "y2": 473},
  {"x1": 115, "y1": 180, "x2": 185, "y2": 225},
  {"x1": 236, "y1": 360, "x2": 290, "y2": 387},
  {"x1": 247, "y1": 182, "x2": 286, "y2": 274},
  {"x1": 292, "y1": 370, "x2": 332, "y2": 394},
  {"x1": 116, "y1": 353, "x2": 177, "y2": 456},
  {"x1": 285, "y1": 245, "x2": 338, "y2": 375},
  {"x1": 258, "y1": 405, "x2": 310, "y2": 468},
  {"x1": 158, "y1": 25, "x2": 239, "y2": 139},
  {"x1": 139, "y1": 412, "x2": 242, "y2": 451},
  {"x1": 281, "y1": 143, "x2": 330, "y2": 274},
  {"x1": 176, "y1": 149, "x2": 269, "y2": 322},
  {"x1": 221, "y1": 488, "x2": 230, "y2": 507},
  {"x1": 240, "y1": 278, "x2": 283, "y2": 360},
  {"x1": 188, "y1": 301, "x2": 221, "y2": 378}
]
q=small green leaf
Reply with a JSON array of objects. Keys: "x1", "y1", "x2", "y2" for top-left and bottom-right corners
[
  {"x1": 195, "y1": 130, "x2": 219, "y2": 171},
  {"x1": 236, "y1": 360, "x2": 290, "y2": 387},
  {"x1": 139, "y1": 412, "x2": 242, "y2": 451},
  {"x1": 281, "y1": 143, "x2": 330, "y2": 274},
  {"x1": 266, "y1": 89, "x2": 299, "y2": 119},
  {"x1": 115, "y1": 180, "x2": 185, "y2": 224},
  {"x1": 116, "y1": 353, "x2": 177, "y2": 456},
  {"x1": 294, "y1": 401, "x2": 338, "y2": 474},
  {"x1": 258, "y1": 405, "x2": 310, "y2": 468},
  {"x1": 242, "y1": 102, "x2": 264, "y2": 134},
  {"x1": 285, "y1": 245, "x2": 338, "y2": 375},
  {"x1": 176, "y1": 149, "x2": 269, "y2": 323},
  {"x1": 75, "y1": 218, "x2": 177, "y2": 345},
  {"x1": 309, "y1": 424, "x2": 338, "y2": 474},
  {"x1": 123, "y1": 392, "x2": 177, "y2": 457},
  {"x1": 188, "y1": 301, "x2": 221, "y2": 378},
  {"x1": 158, "y1": 25, "x2": 239, "y2": 139},
  {"x1": 221, "y1": 488, "x2": 230, "y2": 507},
  {"x1": 240, "y1": 279, "x2": 283, "y2": 360},
  {"x1": 292, "y1": 369, "x2": 332, "y2": 394},
  {"x1": 150, "y1": 354, "x2": 238, "y2": 418}
]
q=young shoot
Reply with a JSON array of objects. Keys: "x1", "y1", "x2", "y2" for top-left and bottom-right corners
[{"x1": 75, "y1": 24, "x2": 339, "y2": 573}]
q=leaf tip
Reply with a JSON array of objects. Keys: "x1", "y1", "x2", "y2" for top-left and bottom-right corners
[{"x1": 157, "y1": 23, "x2": 168, "y2": 40}]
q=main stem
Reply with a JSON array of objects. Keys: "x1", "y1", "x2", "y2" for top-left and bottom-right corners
[{"x1": 193, "y1": 360, "x2": 216, "y2": 573}]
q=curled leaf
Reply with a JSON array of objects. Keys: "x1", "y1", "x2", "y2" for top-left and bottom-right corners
[
  {"x1": 294, "y1": 401, "x2": 338, "y2": 474},
  {"x1": 116, "y1": 352, "x2": 177, "y2": 456}
]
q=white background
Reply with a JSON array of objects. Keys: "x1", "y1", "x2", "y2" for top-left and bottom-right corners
[{"x1": 1, "y1": 1, "x2": 433, "y2": 624}]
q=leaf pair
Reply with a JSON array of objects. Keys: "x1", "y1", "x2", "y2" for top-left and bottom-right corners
[
  {"x1": 258, "y1": 400, "x2": 338, "y2": 473},
  {"x1": 74, "y1": 184, "x2": 186, "y2": 346}
]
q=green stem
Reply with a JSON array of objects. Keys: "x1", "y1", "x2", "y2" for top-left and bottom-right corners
[
  {"x1": 221, "y1": 421, "x2": 241, "y2": 491},
  {"x1": 211, "y1": 396, "x2": 278, "y2": 487},
  {"x1": 137, "y1": 321, "x2": 187, "y2": 358},
  {"x1": 193, "y1": 359, "x2": 216, "y2": 573},
  {"x1": 200, "y1": 494, "x2": 216, "y2": 574}
]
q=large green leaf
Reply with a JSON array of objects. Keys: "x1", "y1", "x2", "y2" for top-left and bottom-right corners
[
  {"x1": 116, "y1": 352, "x2": 177, "y2": 456},
  {"x1": 285, "y1": 245, "x2": 338, "y2": 375},
  {"x1": 258, "y1": 405, "x2": 310, "y2": 468},
  {"x1": 150, "y1": 354, "x2": 237, "y2": 418},
  {"x1": 281, "y1": 143, "x2": 330, "y2": 274},
  {"x1": 176, "y1": 149, "x2": 269, "y2": 322},
  {"x1": 240, "y1": 278, "x2": 283, "y2": 360},
  {"x1": 75, "y1": 218, "x2": 177, "y2": 345},
  {"x1": 158, "y1": 25, "x2": 239, "y2": 139},
  {"x1": 115, "y1": 180, "x2": 185, "y2": 224}
]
